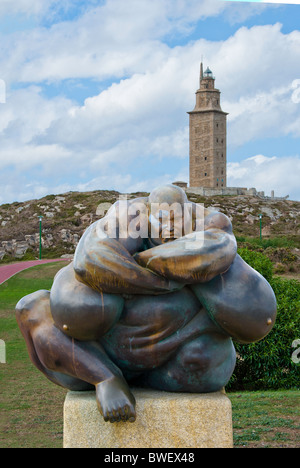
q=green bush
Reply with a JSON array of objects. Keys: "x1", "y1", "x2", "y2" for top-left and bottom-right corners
[
  {"x1": 236, "y1": 235, "x2": 300, "y2": 250},
  {"x1": 273, "y1": 263, "x2": 286, "y2": 274},
  {"x1": 227, "y1": 248, "x2": 300, "y2": 391},
  {"x1": 21, "y1": 249, "x2": 36, "y2": 261},
  {"x1": 238, "y1": 247, "x2": 273, "y2": 282}
]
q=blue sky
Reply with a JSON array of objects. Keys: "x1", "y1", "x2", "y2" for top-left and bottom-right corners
[{"x1": 0, "y1": 0, "x2": 300, "y2": 203}]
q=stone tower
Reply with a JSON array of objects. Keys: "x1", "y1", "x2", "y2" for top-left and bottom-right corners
[{"x1": 188, "y1": 63, "x2": 228, "y2": 188}]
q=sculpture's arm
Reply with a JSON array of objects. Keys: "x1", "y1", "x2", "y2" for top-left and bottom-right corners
[
  {"x1": 73, "y1": 220, "x2": 182, "y2": 296},
  {"x1": 135, "y1": 211, "x2": 237, "y2": 284}
]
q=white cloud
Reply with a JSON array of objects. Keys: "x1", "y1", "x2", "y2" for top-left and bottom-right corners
[
  {"x1": 256, "y1": 0, "x2": 300, "y2": 4},
  {"x1": 0, "y1": 0, "x2": 85, "y2": 26},
  {"x1": 213, "y1": 23, "x2": 300, "y2": 97},
  {"x1": 0, "y1": 86, "x2": 72, "y2": 143},
  {"x1": 228, "y1": 154, "x2": 300, "y2": 200},
  {"x1": 0, "y1": 0, "x2": 236, "y2": 88},
  {"x1": 207, "y1": 23, "x2": 300, "y2": 147},
  {"x1": 32, "y1": 22, "x2": 300, "y2": 157},
  {"x1": 0, "y1": 144, "x2": 73, "y2": 171},
  {"x1": 226, "y1": 81, "x2": 300, "y2": 146},
  {"x1": 0, "y1": 0, "x2": 100, "y2": 21},
  {"x1": 0, "y1": 2, "x2": 300, "y2": 203},
  {"x1": 149, "y1": 127, "x2": 189, "y2": 159},
  {"x1": 0, "y1": 0, "x2": 54, "y2": 17}
]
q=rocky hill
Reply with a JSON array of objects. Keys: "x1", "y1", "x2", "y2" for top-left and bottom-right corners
[{"x1": 1, "y1": 189, "x2": 299, "y2": 275}]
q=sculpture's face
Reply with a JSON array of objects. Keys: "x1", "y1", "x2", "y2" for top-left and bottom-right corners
[
  {"x1": 148, "y1": 185, "x2": 191, "y2": 246},
  {"x1": 148, "y1": 204, "x2": 189, "y2": 245}
]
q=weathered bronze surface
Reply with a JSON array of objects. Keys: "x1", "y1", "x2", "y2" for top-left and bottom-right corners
[{"x1": 16, "y1": 185, "x2": 276, "y2": 423}]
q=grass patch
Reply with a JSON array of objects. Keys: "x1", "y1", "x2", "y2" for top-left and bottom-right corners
[
  {"x1": 0, "y1": 262, "x2": 66, "y2": 310},
  {"x1": 228, "y1": 391, "x2": 300, "y2": 448},
  {"x1": 0, "y1": 262, "x2": 67, "y2": 448},
  {"x1": 0, "y1": 262, "x2": 299, "y2": 448}
]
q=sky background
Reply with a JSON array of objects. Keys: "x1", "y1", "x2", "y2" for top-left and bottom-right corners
[{"x1": 0, "y1": 0, "x2": 300, "y2": 204}]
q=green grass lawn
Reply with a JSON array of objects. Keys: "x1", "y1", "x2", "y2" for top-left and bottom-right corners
[
  {"x1": 0, "y1": 263, "x2": 299, "y2": 448},
  {"x1": 0, "y1": 263, "x2": 68, "y2": 449},
  {"x1": 229, "y1": 390, "x2": 299, "y2": 448}
]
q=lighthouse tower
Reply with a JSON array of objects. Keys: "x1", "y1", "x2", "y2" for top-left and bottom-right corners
[{"x1": 188, "y1": 63, "x2": 228, "y2": 188}]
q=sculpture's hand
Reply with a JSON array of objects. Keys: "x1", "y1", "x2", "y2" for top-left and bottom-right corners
[{"x1": 135, "y1": 228, "x2": 237, "y2": 284}]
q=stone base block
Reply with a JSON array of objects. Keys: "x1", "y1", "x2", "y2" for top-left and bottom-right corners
[{"x1": 64, "y1": 388, "x2": 233, "y2": 449}]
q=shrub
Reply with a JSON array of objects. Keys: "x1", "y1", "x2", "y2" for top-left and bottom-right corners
[
  {"x1": 274, "y1": 263, "x2": 286, "y2": 275},
  {"x1": 265, "y1": 247, "x2": 297, "y2": 264},
  {"x1": 236, "y1": 235, "x2": 300, "y2": 250},
  {"x1": 21, "y1": 249, "x2": 36, "y2": 261},
  {"x1": 238, "y1": 247, "x2": 273, "y2": 282},
  {"x1": 227, "y1": 248, "x2": 300, "y2": 391}
]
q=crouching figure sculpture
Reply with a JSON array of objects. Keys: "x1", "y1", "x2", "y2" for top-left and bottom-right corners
[{"x1": 16, "y1": 185, "x2": 276, "y2": 423}]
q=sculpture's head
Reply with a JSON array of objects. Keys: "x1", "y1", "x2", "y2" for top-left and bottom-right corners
[
  {"x1": 149, "y1": 184, "x2": 188, "y2": 206},
  {"x1": 148, "y1": 184, "x2": 191, "y2": 245}
]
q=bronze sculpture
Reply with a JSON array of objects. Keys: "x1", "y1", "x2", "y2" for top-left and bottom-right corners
[{"x1": 16, "y1": 185, "x2": 276, "y2": 423}]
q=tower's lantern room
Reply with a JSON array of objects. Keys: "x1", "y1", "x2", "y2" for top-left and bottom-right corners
[
  {"x1": 203, "y1": 67, "x2": 214, "y2": 79},
  {"x1": 200, "y1": 64, "x2": 216, "y2": 90}
]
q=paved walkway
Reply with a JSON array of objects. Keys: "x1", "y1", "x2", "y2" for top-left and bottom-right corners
[{"x1": 0, "y1": 259, "x2": 70, "y2": 286}]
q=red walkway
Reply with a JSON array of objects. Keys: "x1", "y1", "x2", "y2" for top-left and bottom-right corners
[{"x1": 0, "y1": 259, "x2": 70, "y2": 286}]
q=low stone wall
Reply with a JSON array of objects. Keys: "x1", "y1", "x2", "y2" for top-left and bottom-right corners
[{"x1": 186, "y1": 186, "x2": 289, "y2": 199}]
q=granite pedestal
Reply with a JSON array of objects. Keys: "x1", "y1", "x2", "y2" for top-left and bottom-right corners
[{"x1": 64, "y1": 388, "x2": 233, "y2": 449}]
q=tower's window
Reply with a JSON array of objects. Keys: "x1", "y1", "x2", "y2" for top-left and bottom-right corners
[
  {"x1": 205, "y1": 173, "x2": 207, "y2": 176},
  {"x1": 204, "y1": 157, "x2": 207, "y2": 160}
]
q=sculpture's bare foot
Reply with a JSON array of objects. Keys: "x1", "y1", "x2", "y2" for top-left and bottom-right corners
[{"x1": 96, "y1": 376, "x2": 136, "y2": 423}]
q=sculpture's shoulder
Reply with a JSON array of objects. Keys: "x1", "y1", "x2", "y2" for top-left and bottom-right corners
[
  {"x1": 77, "y1": 220, "x2": 99, "y2": 245},
  {"x1": 76, "y1": 196, "x2": 150, "y2": 258},
  {"x1": 204, "y1": 207, "x2": 233, "y2": 234}
]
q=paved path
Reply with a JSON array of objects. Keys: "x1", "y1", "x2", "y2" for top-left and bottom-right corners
[{"x1": 0, "y1": 259, "x2": 70, "y2": 286}]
